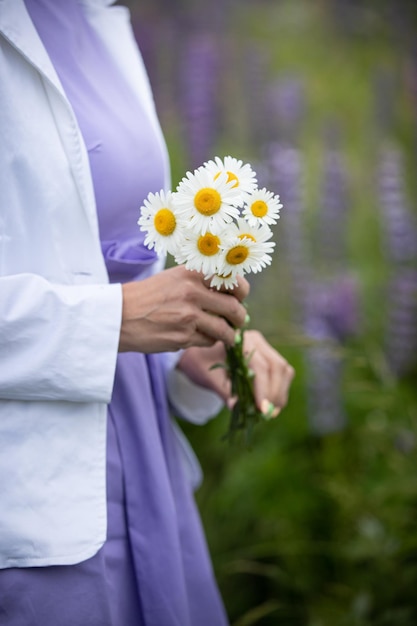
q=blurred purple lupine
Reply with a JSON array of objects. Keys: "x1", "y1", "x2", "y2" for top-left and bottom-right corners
[
  {"x1": 267, "y1": 142, "x2": 311, "y2": 323},
  {"x1": 266, "y1": 75, "x2": 305, "y2": 144},
  {"x1": 308, "y1": 275, "x2": 361, "y2": 343},
  {"x1": 378, "y1": 145, "x2": 417, "y2": 263},
  {"x1": 316, "y1": 141, "x2": 350, "y2": 267},
  {"x1": 304, "y1": 319, "x2": 347, "y2": 435},
  {"x1": 384, "y1": 267, "x2": 417, "y2": 377},
  {"x1": 178, "y1": 32, "x2": 220, "y2": 169},
  {"x1": 302, "y1": 275, "x2": 360, "y2": 435},
  {"x1": 243, "y1": 43, "x2": 271, "y2": 149},
  {"x1": 265, "y1": 141, "x2": 349, "y2": 435},
  {"x1": 378, "y1": 145, "x2": 417, "y2": 376},
  {"x1": 303, "y1": 134, "x2": 357, "y2": 435}
]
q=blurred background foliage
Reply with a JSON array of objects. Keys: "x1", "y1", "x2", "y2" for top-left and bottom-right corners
[{"x1": 124, "y1": 0, "x2": 417, "y2": 623}]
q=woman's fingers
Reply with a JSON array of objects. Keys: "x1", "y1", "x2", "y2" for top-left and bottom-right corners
[
  {"x1": 197, "y1": 289, "x2": 247, "y2": 334},
  {"x1": 178, "y1": 343, "x2": 232, "y2": 402},
  {"x1": 194, "y1": 310, "x2": 237, "y2": 347},
  {"x1": 119, "y1": 266, "x2": 249, "y2": 353},
  {"x1": 178, "y1": 332, "x2": 295, "y2": 420},
  {"x1": 244, "y1": 330, "x2": 295, "y2": 417},
  {"x1": 225, "y1": 274, "x2": 250, "y2": 302}
]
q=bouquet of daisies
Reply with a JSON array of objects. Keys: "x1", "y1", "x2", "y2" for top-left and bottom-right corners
[{"x1": 138, "y1": 156, "x2": 282, "y2": 442}]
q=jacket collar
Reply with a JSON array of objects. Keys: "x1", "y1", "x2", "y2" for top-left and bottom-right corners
[
  {"x1": 0, "y1": 0, "x2": 119, "y2": 95},
  {"x1": 0, "y1": 0, "x2": 68, "y2": 98}
]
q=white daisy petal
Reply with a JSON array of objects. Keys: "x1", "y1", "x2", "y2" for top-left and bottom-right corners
[
  {"x1": 137, "y1": 156, "x2": 281, "y2": 286},
  {"x1": 228, "y1": 217, "x2": 275, "y2": 243},
  {"x1": 204, "y1": 155, "x2": 258, "y2": 203},
  {"x1": 174, "y1": 166, "x2": 241, "y2": 234},
  {"x1": 218, "y1": 231, "x2": 275, "y2": 277},
  {"x1": 209, "y1": 271, "x2": 240, "y2": 290},
  {"x1": 242, "y1": 187, "x2": 282, "y2": 226},
  {"x1": 174, "y1": 229, "x2": 230, "y2": 276},
  {"x1": 138, "y1": 190, "x2": 185, "y2": 256}
]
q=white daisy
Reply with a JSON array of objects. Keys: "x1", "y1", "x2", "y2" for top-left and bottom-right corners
[
  {"x1": 218, "y1": 229, "x2": 275, "y2": 277},
  {"x1": 242, "y1": 187, "x2": 282, "y2": 226},
  {"x1": 229, "y1": 217, "x2": 275, "y2": 245},
  {"x1": 204, "y1": 155, "x2": 258, "y2": 201},
  {"x1": 209, "y1": 271, "x2": 240, "y2": 291},
  {"x1": 138, "y1": 190, "x2": 184, "y2": 256},
  {"x1": 174, "y1": 229, "x2": 229, "y2": 277},
  {"x1": 174, "y1": 166, "x2": 241, "y2": 235}
]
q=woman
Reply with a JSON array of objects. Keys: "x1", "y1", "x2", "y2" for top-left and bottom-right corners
[{"x1": 0, "y1": 1, "x2": 295, "y2": 624}]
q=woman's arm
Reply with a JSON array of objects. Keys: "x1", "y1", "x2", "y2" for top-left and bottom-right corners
[
  {"x1": 0, "y1": 274, "x2": 122, "y2": 403},
  {"x1": 0, "y1": 266, "x2": 249, "y2": 403}
]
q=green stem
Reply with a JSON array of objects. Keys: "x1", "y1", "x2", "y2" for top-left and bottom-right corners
[{"x1": 225, "y1": 326, "x2": 263, "y2": 444}]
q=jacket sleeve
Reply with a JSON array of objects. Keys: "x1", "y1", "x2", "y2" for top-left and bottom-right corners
[
  {"x1": 159, "y1": 351, "x2": 224, "y2": 425},
  {"x1": 0, "y1": 273, "x2": 122, "y2": 403}
]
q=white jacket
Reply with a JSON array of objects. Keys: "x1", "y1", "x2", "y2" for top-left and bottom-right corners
[{"x1": 0, "y1": 0, "x2": 221, "y2": 569}]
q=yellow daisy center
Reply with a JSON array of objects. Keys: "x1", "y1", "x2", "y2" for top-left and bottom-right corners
[
  {"x1": 226, "y1": 245, "x2": 249, "y2": 266},
  {"x1": 197, "y1": 233, "x2": 221, "y2": 256},
  {"x1": 238, "y1": 233, "x2": 256, "y2": 242},
  {"x1": 251, "y1": 200, "x2": 268, "y2": 218},
  {"x1": 194, "y1": 188, "x2": 222, "y2": 216},
  {"x1": 154, "y1": 208, "x2": 176, "y2": 236},
  {"x1": 214, "y1": 170, "x2": 239, "y2": 188}
]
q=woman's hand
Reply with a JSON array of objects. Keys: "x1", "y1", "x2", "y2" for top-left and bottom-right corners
[
  {"x1": 178, "y1": 330, "x2": 295, "y2": 418},
  {"x1": 119, "y1": 265, "x2": 250, "y2": 353}
]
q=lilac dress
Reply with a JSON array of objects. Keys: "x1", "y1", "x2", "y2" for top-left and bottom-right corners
[{"x1": 0, "y1": 2, "x2": 228, "y2": 625}]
